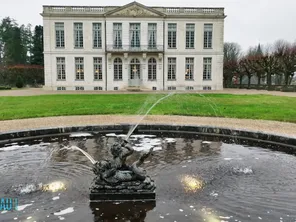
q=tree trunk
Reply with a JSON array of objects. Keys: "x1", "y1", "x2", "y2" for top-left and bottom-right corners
[
  {"x1": 248, "y1": 75, "x2": 251, "y2": 88},
  {"x1": 223, "y1": 77, "x2": 228, "y2": 88},
  {"x1": 284, "y1": 72, "x2": 290, "y2": 86},
  {"x1": 267, "y1": 73, "x2": 272, "y2": 87},
  {"x1": 239, "y1": 76, "x2": 243, "y2": 87},
  {"x1": 228, "y1": 77, "x2": 232, "y2": 88},
  {"x1": 257, "y1": 75, "x2": 261, "y2": 85}
]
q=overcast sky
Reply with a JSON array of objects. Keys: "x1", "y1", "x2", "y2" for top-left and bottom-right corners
[{"x1": 1, "y1": 0, "x2": 295, "y2": 51}]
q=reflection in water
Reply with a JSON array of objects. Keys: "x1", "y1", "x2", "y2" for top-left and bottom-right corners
[
  {"x1": 42, "y1": 181, "x2": 66, "y2": 192},
  {"x1": 89, "y1": 201, "x2": 156, "y2": 222},
  {"x1": 180, "y1": 175, "x2": 203, "y2": 193}
]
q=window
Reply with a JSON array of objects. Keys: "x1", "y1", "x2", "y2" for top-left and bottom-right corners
[
  {"x1": 130, "y1": 23, "x2": 140, "y2": 48},
  {"x1": 93, "y1": 23, "x2": 102, "y2": 48},
  {"x1": 55, "y1": 23, "x2": 65, "y2": 48},
  {"x1": 203, "y1": 58, "x2": 212, "y2": 80},
  {"x1": 168, "y1": 58, "x2": 176, "y2": 80},
  {"x1": 168, "y1": 86, "x2": 176, "y2": 90},
  {"x1": 203, "y1": 86, "x2": 212, "y2": 90},
  {"x1": 152, "y1": 87, "x2": 157, "y2": 90},
  {"x1": 185, "y1": 58, "x2": 194, "y2": 80},
  {"x1": 94, "y1": 86, "x2": 103, "y2": 90},
  {"x1": 130, "y1": 58, "x2": 140, "y2": 79},
  {"x1": 75, "y1": 86, "x2": 84, "y2": 90},
  {"x1": 114, "y1": 87, "x2": 118, "y2": 90},
  {"x1": 148, "y1": 58, "x2": 157, "y2": 80},
  {"x1": 75, "y1": 57, "x2": 84, "y2": 80},
  {"x1": 113, "y1": 23, "x2": 122, "y2": 48},
  {"x1": 168, "y1": 23, "x2": 177, "y2": 48},
  {"x1": 148, "y1": 23, "x2": 157, "y2": 49},
  {"x1": 204, "y1": 24, "x2": 213, "y2": 49},
  {"x1": 114, "y1": 58, "x2": 122, "y2": 80},
  {"x1": 57, "y1": 87, "x2": 66, "y2": 91},
  {"x1": 186, "y1": 24, "x2": 195, "y2": 49},
  {"x1": 74, "y1": 23, "x2": 83, "y2": 48},
  {"x1": 56, "y1": 57, "x2": 66, "y2": 80},
  {"x1": 93, "y1": 57, "x2": 102, "y2": 80},
  {"x1": 186, "y1": 86, "x2": 194, "y2": 90}
]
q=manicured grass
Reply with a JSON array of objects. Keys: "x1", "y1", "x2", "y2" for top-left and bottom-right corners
[{"x1": 0, "y1": 94, "x2": 295, "y2": 122}]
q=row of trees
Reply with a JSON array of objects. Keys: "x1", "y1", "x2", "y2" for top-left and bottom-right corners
[
  {"x1": 223, "y1": 40, "x2": 296, "y2": 89},
  {"x1": 0, "y1": 17, "x2": 44, "y2": 87}
]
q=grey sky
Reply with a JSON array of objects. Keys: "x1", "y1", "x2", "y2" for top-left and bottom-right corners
[{"x1": 1, "y1": 0, "x2": 295, "y2": 52}]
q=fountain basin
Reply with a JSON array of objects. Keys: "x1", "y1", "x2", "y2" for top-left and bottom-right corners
[
  {"x1": 0, "y1": 124, "x2": 296, "y2": 222},
  {"x1": 1, "y1": 124, "x2": 295, "y2": 151}
]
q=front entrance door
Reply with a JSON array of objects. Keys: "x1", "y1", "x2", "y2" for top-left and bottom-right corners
[{"x1": 129, "y1": 58, "x2": 141, "y2": 87}]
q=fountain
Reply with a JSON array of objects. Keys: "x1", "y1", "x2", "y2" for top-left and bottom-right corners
[
  {"x1": 1, "y1": 94, "x2": 296, "y2": 221},
  {"x1": 90, "y1": 140, "x2": 156, "y2": 201},
  {"x1": 68, "y1": 94, "x2": 174, "y2": 202}
]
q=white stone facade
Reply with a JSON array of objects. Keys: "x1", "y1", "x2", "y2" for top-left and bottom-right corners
[{"x1": 42, "y1": 2, "x2": 226, "y2": 91}]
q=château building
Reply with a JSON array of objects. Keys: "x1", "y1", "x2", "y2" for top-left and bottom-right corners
[{"x1": 41, "y1": 1, "x2": 226, "y2": 91}]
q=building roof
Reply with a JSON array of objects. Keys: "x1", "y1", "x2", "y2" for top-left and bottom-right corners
[{"x1": 41, "y1": 1, "x2": 226, "y2": 18}]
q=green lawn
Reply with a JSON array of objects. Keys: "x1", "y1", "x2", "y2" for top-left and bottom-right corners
[{"x1": 0, "y1": 93, "x2": 295, "y2": 122}]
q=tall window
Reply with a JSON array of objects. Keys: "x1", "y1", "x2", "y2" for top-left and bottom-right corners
[
  {"x1": 75, "y1": 57, "x2": 84, "y2": 80},
  {"x1": 56, "y1": 57, "x2": 66, "y2": 80},
  {"x1": 168, "y1": 58, "x2": 176, "y2": 80},
  {"x1": 148, "y1": 23, "x2": 157, "y2": 49},
  {"x1": 168, "y1": 23, "x2": 177, "y2": 49},
  {"x1": 113, "y1": 23, "x2": 122, "y2": 48},
  {"x1": 114, "y1": 58, "x2": 122, "y2": 80},
  {"x1": 55, "y1": 23, "x2": 65, "y2": 48},
  {"x1": 186, "y1": 24, "x2": 195, "y2": 49},
  {"x1": 148, "y1": 58, "x2": 157, "y2": 80},
  {"x1": 130, "y1": 58, "x2": 140, "y2": 79},
  {"x1": 93, "y1": 57, "x2": 102, "y2": 80},
  {"x1": 93, "y1": 23, "x2": 102, "y2": 48},
  {"x1": 204, "y1": 24, "x2": 213, "y2": 49},
  {"x1": 130, "y1": 23, "x2": 141, "y2": 48},
  {"x1": 185, "y1": 58, "x2": 194, "y2": 80},
  {"x1": 74, "y1": 23, "x2": 83, "y2": 48},
  {"x1": 203, "y1": 58, "x2": 212, "y2": 80}
]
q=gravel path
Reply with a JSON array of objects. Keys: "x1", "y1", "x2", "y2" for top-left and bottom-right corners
[
  {"x1": 0, "y1": 88, "x2": 296, "y2": 97},
  {"x1": 1, "y1": 115, "x2": 295, "y2": 138}
]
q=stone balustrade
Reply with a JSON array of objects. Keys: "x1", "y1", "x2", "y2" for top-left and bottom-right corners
[
  {"x1": 153, "y1": 7, "x2": 224, "y2": 16},
  {"x1": 43, "y1": 6, "x2": 117, "y2": 14},
  {"x1": 42, "y1": 5, "x2": 224, "y2": 16}
]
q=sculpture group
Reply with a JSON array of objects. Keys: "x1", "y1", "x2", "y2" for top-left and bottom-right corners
[{"x1": 90, "y1": 139, "x2": 156, "y2": 201}]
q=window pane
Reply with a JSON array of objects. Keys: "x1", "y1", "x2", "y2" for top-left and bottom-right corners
[
  {"x1": 74, "y1": 23, "x2": 83, "y2": 48},
  {"x1": 93, "y1": 23, "x2": 102, "y2": 48},
  {"x1": 93, "y1": 57, "x2": 102, "y2": 80},
  {"x1": 75, "y1": 57, "x2": 84, "y2": 80}
]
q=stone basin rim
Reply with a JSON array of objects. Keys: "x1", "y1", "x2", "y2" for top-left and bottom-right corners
[{"x1": 0, "y1": 124, "x2": 295, "y2": 150}]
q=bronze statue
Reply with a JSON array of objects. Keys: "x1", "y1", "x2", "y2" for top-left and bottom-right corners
[{"x1": 90, "y1": 139, "x2": 156, "y2": 197}]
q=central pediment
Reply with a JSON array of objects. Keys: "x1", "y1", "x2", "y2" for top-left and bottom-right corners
[{"x1": 105, "y1": 1, "x2": 164, "y2": 17}]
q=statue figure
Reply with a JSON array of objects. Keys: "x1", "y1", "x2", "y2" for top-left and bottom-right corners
[{"x1": 92, "y1": 139, "x2": 154, "y2": 185}]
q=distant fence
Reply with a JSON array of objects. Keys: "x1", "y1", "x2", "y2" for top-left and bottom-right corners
[{"x1": 226, "y1": 84, "x2": 296, "y2": 92}]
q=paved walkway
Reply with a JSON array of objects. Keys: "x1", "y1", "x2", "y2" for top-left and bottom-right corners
[
  {"x1": 1, "y1": 115, "x2": 295, "y2": 138},
  {"x1": 0, "y1": 88, "x2": 296, "y2": 97}
]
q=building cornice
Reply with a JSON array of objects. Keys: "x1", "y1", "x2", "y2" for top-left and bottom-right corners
[{"x1": 41, "y1": 2, "x2": 226, "y2": 19}]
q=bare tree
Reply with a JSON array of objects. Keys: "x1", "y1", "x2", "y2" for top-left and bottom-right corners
[
  {"x1": 224, "y1": 42, "x2": 242, "y2": 62},
  {"x1": 223, "y1": 42, "x2": 242, "y2": 87},
  {"x1": 274, "y1": 39, "x2": 296, "y2": 85},
  {"x1": 254, "y1": 44, "x2": 280, "y2": 88}
]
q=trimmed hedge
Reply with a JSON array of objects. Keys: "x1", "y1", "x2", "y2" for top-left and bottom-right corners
[
  {"x1": 226, "y1": 84, "x2": 296, "y2": 92},
  {"x1": 0, "y1": 65, "x2": 44, "y2": 87},
  {"x1": 0, "y1": 86, "x2": 11, "y2": 90},
  {"x1": 282, "y1": 86, "x2": 296, "y2": 92}
]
